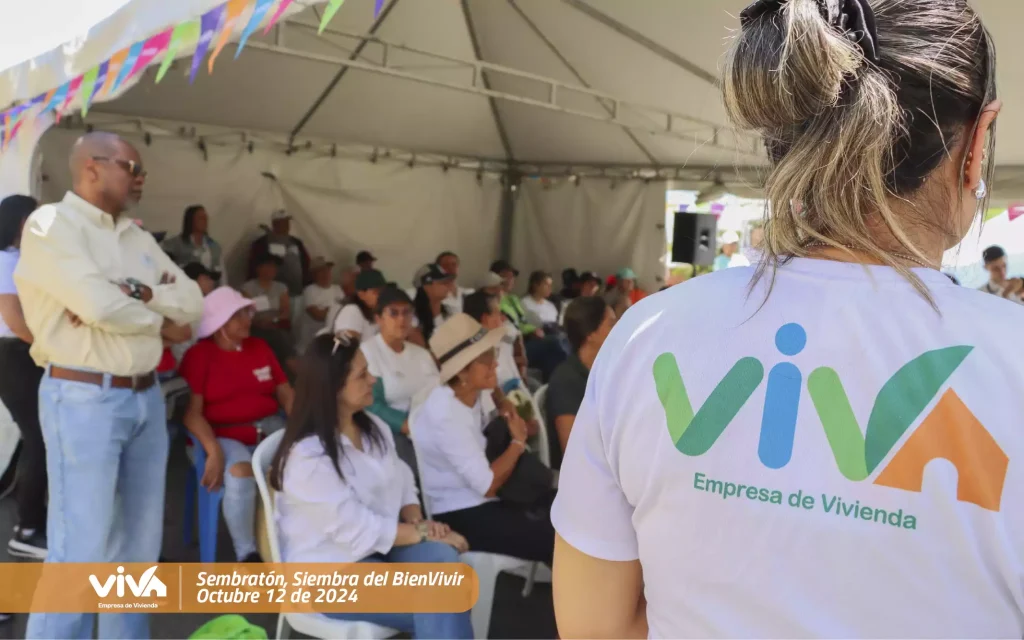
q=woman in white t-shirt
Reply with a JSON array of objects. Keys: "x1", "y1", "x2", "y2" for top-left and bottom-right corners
[
  {"x1": 413, "y1": 314, "x2": 555, "y2": 565},
  {"x1": 361, "y1": 287, "x2": 439, "y2": 473},
  {"x1": 328, "y1": 268, "x2": 386, "y2": 339},
  {"x1": 271, "y1": 334, "x2": 471, "y2": 639},
  {"x1": 409, "y1": 263, "x2": 454, "y2": 348},
  {"x1": 553, "y1": 3, "x2": 1021, "y2": 638},
  {"x1": 521, "y1": 271, "x2": 559, "y2": 330},
  {"x1": 299, "y1": 257, "x2": 342, "y2": 352}
]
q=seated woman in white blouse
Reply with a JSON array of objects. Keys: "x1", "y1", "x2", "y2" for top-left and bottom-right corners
[
  {"x1": 327, "y1": 269, "x2": 386, "y2": 339},
  {"x1": 413, "y1": 314, "x2": 555, "y2": 565},
  {"x1": 361, "y1": 287, "x2": 439, "y2": 473},
  {"x1": 271, "y1": 333, "x2": 472, "y2": 639},
  {"x1": 521, "y1": 271, "x2": 560, "y2": 330}
]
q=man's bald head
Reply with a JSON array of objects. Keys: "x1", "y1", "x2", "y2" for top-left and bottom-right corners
[{"x1": 68, "y1": 131, "x2": 145, "y2": 217}]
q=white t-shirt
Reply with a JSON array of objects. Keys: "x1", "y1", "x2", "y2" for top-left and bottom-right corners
[
  {"x1": 330, "y1": 303, "x2": 378, "y2": 338},
  {"x1": 552, "y1": 258, "x2": 1024, "y2": 638},
  {"x1": 442, "y1": 286, "x2": 474, "y2": 316},
  {"x1": 0, "y1": 249, "x2": 19, "y2": 338},
  {"x1": 361, "y1": 333, "x2": 439, "y2": 414},
  {"x1": 496, "y1": 321, "x2": 522, "y2": 388},
  {"x1": 522, "y1": 295, "x2": 559, "y2": 328},
  {"x1": 300, "y1": 284, "x2": 343, "y2": 350},
  {"x1": 978, "y1": 281, "x2": 1023, "y2": 304},
  {"x1": 413, "y1": 385, "x2": 498, "y2": 515}
]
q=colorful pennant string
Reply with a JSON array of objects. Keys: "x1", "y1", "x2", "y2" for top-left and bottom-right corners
[
  {"x1": 263, "y1": 0, "x2": 296, "y2": 35},
  {"x1": 320, "y1": 0, "x2": 346, "y2": 34},
  {"x1": 209, "y1": 0, "x2": 249, "y2": 72},
  {"x1": 237, "y1": 0, "x2": 275, "y2": 57}
]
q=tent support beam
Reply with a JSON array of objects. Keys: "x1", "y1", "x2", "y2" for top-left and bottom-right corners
[
  {"x1": 461, "y1": 0, "x2": 515, "y2": 163},
  {"x1": 507, "y1": 0, "x2": 658, "y2": 165},
  {"x1": 499, "y1": 169, "x2": 521, "y2": 260},
  {"x1": 242, "y1": 40, "x2": 760, "y2": 157},
  {"x1": 560, "y1": 0, "x2": 718, "y2": 87},
  {"x1": 287, "y1": 0, "x2": 404, "y2": 145}
]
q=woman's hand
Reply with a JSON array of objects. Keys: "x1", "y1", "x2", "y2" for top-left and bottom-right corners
[
  {"x1": 506, "y1": 410, "x2": 528, "y2": 443},
  {"x1": 439, "y1": 531, "x2": 469, "y2": 553},
  {"x1": 424, "y1": 520, "x2": 450, "y2": 540},
  {"x1": 533, "y1": 328, "x2": 545, "y2": 339},
  {"x1": 201, "y1": 443, "x2": 226, "y2": 491},
  {"x1": 400, "y1": 419, "x2": 410, "y2": 436}
]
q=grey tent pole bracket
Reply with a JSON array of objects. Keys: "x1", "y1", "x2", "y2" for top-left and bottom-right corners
[{"x1": 287, "y1": 0, "x2": 405, "y2": 145}]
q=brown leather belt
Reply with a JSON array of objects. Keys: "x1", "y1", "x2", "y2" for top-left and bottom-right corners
[{"x1": 49, "y1": 366, "x2": 156, "y2": 392}]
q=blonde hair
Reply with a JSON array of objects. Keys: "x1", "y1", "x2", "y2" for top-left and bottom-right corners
[{"x1": 724, "y1": 0, "x2": 996, "y2": 299}]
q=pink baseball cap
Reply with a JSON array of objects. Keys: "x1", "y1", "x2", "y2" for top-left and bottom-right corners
[{"x1": 198, "y1": 286, "x2": 255, "y2": 339}]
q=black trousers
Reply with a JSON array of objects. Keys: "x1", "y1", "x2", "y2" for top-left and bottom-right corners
[
  {"x1": 435, "y1": 496, "x2": 555, "y2": 566},
  {"x1": 0, "y1": 338, "x2": 45, "y2": 531}
]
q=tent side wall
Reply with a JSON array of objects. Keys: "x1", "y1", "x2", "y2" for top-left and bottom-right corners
[
  {"x1": 38, "y1": 127, "x2": 505, "y2": 289},
  {"x1": 511, "y1": 177, "x2": 667, "y2": 291}
]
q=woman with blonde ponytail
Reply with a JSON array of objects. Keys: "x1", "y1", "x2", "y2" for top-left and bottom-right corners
[{"x1": 551, "y1": 1, "x2": 1024, "y2": 637}]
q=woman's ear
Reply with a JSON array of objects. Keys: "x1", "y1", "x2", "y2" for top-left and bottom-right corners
[{"x1": 965, "y1": 100, "x2": 1001, "y2": 191}]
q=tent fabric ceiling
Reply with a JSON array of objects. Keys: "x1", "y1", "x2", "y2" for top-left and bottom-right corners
[{"x1": 2, "y1": 0, "x2": 1023, "y2": 174}]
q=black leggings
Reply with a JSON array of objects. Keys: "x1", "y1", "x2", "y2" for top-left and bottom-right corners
[
  {"x1": 435, "y1": 497, "x2": 555, "y2": 566},
  {"x1": 0, "y1": 339, "x2": 46, "y2": 531}
]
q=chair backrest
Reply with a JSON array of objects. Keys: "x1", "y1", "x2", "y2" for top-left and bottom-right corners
[
  {"x1": 531, "y1": 385, "x2": 551, "y2": 467},
  {"x1": 252, "y1": 430, "x2": 286, "y2": 563},
  {"x1": 406, "y1": 421, "x2": 435, "y2": 521}
]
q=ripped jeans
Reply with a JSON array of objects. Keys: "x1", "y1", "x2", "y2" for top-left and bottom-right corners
[{"x1": 216, "y1": 415, "x2": 286, "y2": 561}]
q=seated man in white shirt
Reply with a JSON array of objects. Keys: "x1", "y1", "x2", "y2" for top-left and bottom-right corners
[
  {"x1": 436, "y1": 251, "x2": 474, "y2": 316},
  {"x1": 16, "y1": 132, "x2": 203, "y2": 640},
  {"x1": 978, "y1": 245, "x2": 1024, "y2": 303}
]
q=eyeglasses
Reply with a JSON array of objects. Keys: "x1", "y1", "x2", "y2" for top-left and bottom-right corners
[
  {"x1": 383, "y1": 307, "x2": 413, "y2": 319},
  {"x1": 92, "y1": 156, "x2": 147, "y2": 178}
]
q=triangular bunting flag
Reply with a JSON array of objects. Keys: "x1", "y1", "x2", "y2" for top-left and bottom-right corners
[
  {"x1": 191, "y1": 5, "x2": 226, "y2": 82},
  {"x1": 127, "y1": 29, "x2": 173, "y2": 82},
  {"x1": 319, "y1": 0, "x2": 346, "y2": 33},
  {"x1": 56, "y1": 75, "x2": 84, "y2": 121},
  {"x1": 209, "y1": 0, "x2": 250, "y2": 73},
  {"x1": 100, "y1": 48, "x2": 130, "y2": 97},
  {"x1": 238, "y1": 0, "x2": 275, "y2": 57},
  {"x1": 375, "y1": 0, "x2": 384, "y2": 19},
  {"x1": 82, "y1": 61, "x2": 109, "y2": 116},
  {"x1": 111, "y1": 41, "x2": 144, "y2": 94},
  {"x1": 1009, "y1": 204, "x2": 1024, "y2": 222},
  {"x1": 263, "y1": 0, "x2": 295, "y2": 35},
  {"x1": 156, "y1": 20, "x2": 200, "y2": 83}
]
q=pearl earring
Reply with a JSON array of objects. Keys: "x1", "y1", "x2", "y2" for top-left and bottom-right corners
[{"x1": 975, "y1": 179, "x2": 988, "y2": 200}]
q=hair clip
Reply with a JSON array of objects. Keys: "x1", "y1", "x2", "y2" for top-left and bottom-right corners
[
  {"x1": 739, "y1": 0, "x2": 880, "y2": 64},
  {"x1": 331, "y1": 331, "x2": 354, "y2": 355}
]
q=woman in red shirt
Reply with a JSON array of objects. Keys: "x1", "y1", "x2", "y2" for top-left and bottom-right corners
[{"x1": 180, "y1": 286, "x2": 294, "y2": 562}]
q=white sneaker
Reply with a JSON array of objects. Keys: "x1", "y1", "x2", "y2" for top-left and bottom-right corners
[{"x1": 7, "y1": 527, "x2": 46, "y2": 560}]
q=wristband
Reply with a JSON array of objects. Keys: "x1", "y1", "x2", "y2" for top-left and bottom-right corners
[
  {"x1": 415, "y1": 522, "x2": 429, "y2": 542},
  {"x1": 511, "y1": 439, "x2": 526, "y2": 449}
]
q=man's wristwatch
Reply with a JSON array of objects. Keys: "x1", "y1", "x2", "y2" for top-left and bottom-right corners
[
  {"x1": 123, "y1": 278, "x2": 146, "y2": 300},
  {"x1": 415, "y1": 522, "x2": 429, "y2": 542}
]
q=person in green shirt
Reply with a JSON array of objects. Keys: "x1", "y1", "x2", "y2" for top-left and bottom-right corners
[{"x1": 490, "y1": 260, "x2": 566, "y2": 380}]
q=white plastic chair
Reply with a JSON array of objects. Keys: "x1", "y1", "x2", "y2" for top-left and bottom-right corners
[
  {"x1": 529, "y1": 385, "x2": 551, "y2": 467},
  {"x1": 408, "y1": 419, "x2": 534, "y2": 639},
  {"x1": 251, "y1": 431, "x2": 399, "y2": 640}
]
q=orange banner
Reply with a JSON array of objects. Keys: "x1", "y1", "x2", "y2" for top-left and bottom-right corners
[{"x1": 0, "y1": 563, "x2": 478, "y2": 614}]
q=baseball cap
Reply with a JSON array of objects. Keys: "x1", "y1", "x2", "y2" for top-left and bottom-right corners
[
  {"x1": 375, "y1": 286, "x2": 413, "y2": 314},
  {"x1": 490, "y1": 260, "x2": 519, "y2": 276},
  {"x1": 579, "y1": 271, "x2": 600, "y2": 285},
  {"x1": 480, "y1": 272, "x2": 504, "y2": 289},
  {"x1": 983, "y1": 245, "x2": 1006, "y2": 264},
  {"x1": 356, "y1": 250, "x2": 377, "y2": 264},
  {"x1": 183, "y1": 262, "x2": 222, "y2": 282},
  {"x1": 270, "y1": 209, "x2": 291, "y2": 222},
  {"x1": 720, "y1": 230, "x2": 741, "y2": 245},
  {"x1": 310, "y1": 256, "x2": 334, "y2": 272},
  {"x1": 355, "y1": 269, "x2": 387, "y2": 291},
  {"x1": 254, "y1": 253, "x2": 283, "y2": 268},
  {"x1": 420, "y1": 263, "x2": 455, "y2": 286},
  {"x1": 616, "y1": 267, "x2": 637, "y2": 280}
]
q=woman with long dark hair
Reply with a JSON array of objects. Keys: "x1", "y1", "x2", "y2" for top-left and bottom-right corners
[
  {"x1": 161, "y1": 204, "x2": 225, "y2": 282},
  {"x1": 0, "y1": 194, "x2": 46, "y2": 560},
  {"x1": 409, "y1": 263, "x2": 453, "y2": 347},
  {"x1": 270, "y1": 334, "x2": 472, "y2": 639},
  {"x1": 328, "y1": 269, "x2": 386, "y2": 339},
  {"x1": 552, "y1": 1, "x2": 1015, "y2": 637}
]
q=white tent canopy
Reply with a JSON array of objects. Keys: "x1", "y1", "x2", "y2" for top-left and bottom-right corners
[{"x1": 4, "y1": 0, "x2": 1024, "y2": 287}]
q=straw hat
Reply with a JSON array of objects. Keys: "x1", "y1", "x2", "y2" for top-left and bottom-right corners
[{"x1": 429, "y1": 314, "x2": 505, "y2": 383}]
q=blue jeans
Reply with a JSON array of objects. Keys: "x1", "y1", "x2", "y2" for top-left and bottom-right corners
[
  {"x1": 325, "y1": 541, "x2": 473, "y2": 639},
  {"x1": 26, "y1": 373, "x2": 168, "y2": 640}
]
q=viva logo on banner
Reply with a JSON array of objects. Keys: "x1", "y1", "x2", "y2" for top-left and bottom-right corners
[{"x1": 653, "y1": 323, "x2": 1009, "y2": 523}]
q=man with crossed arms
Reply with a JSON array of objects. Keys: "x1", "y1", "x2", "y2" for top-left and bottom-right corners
[{"x1": 16, "y1": 132, "x2": 203, "y2": 639}]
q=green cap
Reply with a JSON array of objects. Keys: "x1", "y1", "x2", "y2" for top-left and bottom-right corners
[{"x1": 616, "y1": 267, "x2": 637, "y2": 280}]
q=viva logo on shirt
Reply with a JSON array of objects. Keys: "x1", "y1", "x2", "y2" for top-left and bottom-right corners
[{"x1": 653, "y1": 323, "x2": 1009, "y2": 512}]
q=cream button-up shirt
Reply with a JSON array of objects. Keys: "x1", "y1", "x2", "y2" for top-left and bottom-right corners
[{"x1": 15, "y1": 191, "x2": 204, "y2": 376}]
